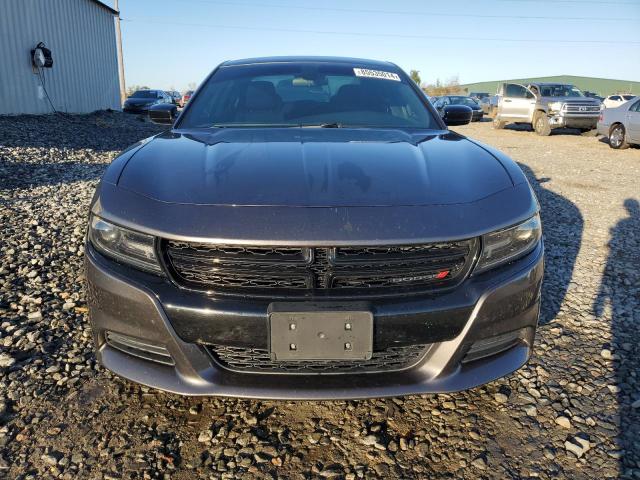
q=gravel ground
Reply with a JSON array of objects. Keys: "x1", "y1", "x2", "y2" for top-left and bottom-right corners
[{"x1": 0, "y1": 114, "x2": 639, "y2": 479}]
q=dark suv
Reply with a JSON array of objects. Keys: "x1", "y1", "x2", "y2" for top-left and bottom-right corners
[{"x1": 85, "y1": 57, "x2": 543, "y2": 399}]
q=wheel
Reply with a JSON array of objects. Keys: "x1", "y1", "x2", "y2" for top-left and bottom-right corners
[
  {"x1": 533, "y1": 112, "x2": 551, "y2": 136},
  {"x1": 492, "y1": 116, "x2": 506, "y2": 129},
  {"x1": 609, "y1": 124, "x2": 629, "y2": 149}
]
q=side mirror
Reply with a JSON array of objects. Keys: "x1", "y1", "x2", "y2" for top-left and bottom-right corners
[
  {"x1": 442, "y1": 105, "x2": 472, "y2": 126},
  {"x1": 149, "y1": 103, "x2": 177, "y2": 124}
]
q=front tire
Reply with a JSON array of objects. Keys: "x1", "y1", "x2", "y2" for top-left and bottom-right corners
[
  {"x1": 609, "y1": 124, "x2": 629, "y2": 149},
  {"x1": 493, "y1": 116, "x2": 506, "y2": 129},
  {"x1": 534, "y1": 112, "x2": 551, "y2": 136}
]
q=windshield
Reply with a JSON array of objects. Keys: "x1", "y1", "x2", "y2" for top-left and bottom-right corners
[
  {"x1": 448, "y1": 96, "x2": 479, "y2": 107},
  {"x1": 538, "y1": 84, "x2": 584, "y2": 98},
  {"x1": 179, "y1": 63, "x2": 438, "y2": 129},
  {"x1": 130, "y1": 90, "x2": 157, "y2": 99}
]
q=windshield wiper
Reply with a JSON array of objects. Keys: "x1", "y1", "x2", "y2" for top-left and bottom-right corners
[
  {"x1": 300, "y1": 122, "x2": 343, "y2": 128},
  {"x1": 209, "y1": 123, "x2": 299, "y2": 128}
]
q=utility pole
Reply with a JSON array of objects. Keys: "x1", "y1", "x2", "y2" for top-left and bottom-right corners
[{"x1": 114, "y1": 0, "x2": 126, "y2": 106}]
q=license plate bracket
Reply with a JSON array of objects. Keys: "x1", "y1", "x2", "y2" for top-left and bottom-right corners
[{"x1": 269, "y1": 303, "x2": 373, "y2": 361}]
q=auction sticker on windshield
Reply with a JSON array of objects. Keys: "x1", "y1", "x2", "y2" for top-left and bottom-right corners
[{"x1": 353, "y1": 68, "x2": 401, "y2": 81}]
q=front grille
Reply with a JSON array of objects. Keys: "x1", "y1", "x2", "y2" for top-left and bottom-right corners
[
  {"x1": 207, "y1": 344, "x2": 429, "y2": 373},
  {"x1": 163, "y1": 239, "x2": 479, "y2": 296},
  {"x1": 562, "y1": 103, "x2": 600, "y2": 114}
]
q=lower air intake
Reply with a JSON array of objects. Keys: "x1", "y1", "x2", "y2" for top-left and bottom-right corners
[{"x1": 207, "y1": 344, "x2": 429, "y2": 374}]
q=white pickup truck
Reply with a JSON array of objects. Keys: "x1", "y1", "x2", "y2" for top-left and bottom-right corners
[{"x1": 493, "y1": 82, "x2": 601, "y2": 136}]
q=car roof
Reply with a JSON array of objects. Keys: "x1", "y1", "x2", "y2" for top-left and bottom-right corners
[{"x1": 220, "y1": 56, "x2": 397, "y2": 69}]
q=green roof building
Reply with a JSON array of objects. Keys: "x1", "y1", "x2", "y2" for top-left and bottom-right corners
[{"x1": 460, "y1": 75, "x2": 639, "y2": 97}]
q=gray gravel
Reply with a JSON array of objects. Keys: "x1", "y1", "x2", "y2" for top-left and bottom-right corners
[{"x1": 0, "y1": 114, "x2": 639, "y2": 479}]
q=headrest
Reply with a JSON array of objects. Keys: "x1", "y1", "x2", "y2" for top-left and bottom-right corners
[{"x1": 245, "y1": 81, "x2": 280, "y2": 110}]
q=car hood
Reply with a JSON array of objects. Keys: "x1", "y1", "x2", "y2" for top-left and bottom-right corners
[
  {"x1": 539, "y1": 96, "x2": 600, "y2": 105},
  {"x1": 454, "y1": 103, "x2": 481, "y2": 110},
  {"x1": 117, "y1": 128, "x2": 514, "y2": 207},
  {"x1": 125, "y1": 98, "x2": 156, "y2": 105}
]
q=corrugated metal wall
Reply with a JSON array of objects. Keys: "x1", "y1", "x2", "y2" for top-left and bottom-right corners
[
  {"x1": 0, "y1": 0, "x2": 120, "y2": 114},
  {"x1": 460, "y1": 76, "x2": 640, "y2": 97}
]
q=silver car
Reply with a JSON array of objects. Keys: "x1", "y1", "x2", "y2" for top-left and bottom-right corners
[{"x1": 597, "y1": 96, "x2": 640, "y2": 149}]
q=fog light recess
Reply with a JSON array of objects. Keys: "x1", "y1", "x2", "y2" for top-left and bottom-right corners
[
  {"x1": 462, "y1": 329, "x2": 525, "y2": 364},
  {"x1": 105, "y1": 331, "x2": 174, "y2": 366}
]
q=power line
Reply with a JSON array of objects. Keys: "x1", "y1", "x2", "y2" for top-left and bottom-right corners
[
  {"x1": 168, "y1": 0, "x2": 639, "y2": 22},
  {"x1": 122, "y1": 18, "x2": 640, "y2": 45},
  {"x1": 498, "y1": 0, "x2": 639, "y2": 4}
]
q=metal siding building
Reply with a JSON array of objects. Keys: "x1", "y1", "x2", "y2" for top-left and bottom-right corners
[
  {"x1": 0, "y1": 0, "x2": 120, "y2": 114},
  {"x1": 461, "y1": 75, "x2": 640, "y2": 97}
]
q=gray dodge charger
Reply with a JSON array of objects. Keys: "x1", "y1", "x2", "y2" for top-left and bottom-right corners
[{"x1": 85, "y1": 57, "x2": 544, "y2": 399}]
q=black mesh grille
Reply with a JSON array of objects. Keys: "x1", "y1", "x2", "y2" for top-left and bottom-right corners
[
  {"x1": 207, "y1": 344, "x2": 429, "y2": 373},
  {"x1": 163, "y1": 239, "x2": 478, "y2": 295}
]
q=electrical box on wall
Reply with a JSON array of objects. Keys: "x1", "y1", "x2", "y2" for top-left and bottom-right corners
[{"x1": 31, "y1": 42, "x2": 53, "y2": 68}]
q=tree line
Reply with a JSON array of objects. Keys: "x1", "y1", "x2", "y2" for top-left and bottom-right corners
[{"x1": 409, "y1": 70, "x2": 466, "y2": 96}]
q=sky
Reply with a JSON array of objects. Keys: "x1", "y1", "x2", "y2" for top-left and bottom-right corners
[{"x1": 111, "y1": 0, "x2": 640, "y2": 93}]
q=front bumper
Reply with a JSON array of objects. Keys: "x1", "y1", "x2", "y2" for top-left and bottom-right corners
[
  {"x1": 471, "y1": 110, "x2": 484, "y2": 121},
  {"x1": 123, "y1": 105, "x2": 152, "y2": 113},
  {"x1": 85, "y1": 242, "x2": 544, "y2": 400},
  {"x1": 549, "y1": 114, "x2": 598, "y2": 129}
]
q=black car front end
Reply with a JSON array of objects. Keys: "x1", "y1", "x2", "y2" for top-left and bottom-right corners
[
  {"x1": 85, "y1": 57, "x2": 544, "y2": 399},
  {"x1": 84, "y1": 220, "x2": 542, "y2": 399}
]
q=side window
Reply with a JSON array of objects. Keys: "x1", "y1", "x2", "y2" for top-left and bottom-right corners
[
  {"x1": 631, "y1": 100, "x2": 640, "y2": 112},
  {"x1": 505, "y1": 84, "x2": 528, "y2": 98}
]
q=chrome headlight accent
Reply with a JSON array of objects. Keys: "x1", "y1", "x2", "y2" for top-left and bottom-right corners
[
  {"x1": 548, "y1": 102, "x2": 563, "y2": 113},
  {"x1": 475, "y1": 214, "x2": 541, "y2": 273},
  {"x1": 88, "y1": 215, "x2": 162, "y2": 274}
]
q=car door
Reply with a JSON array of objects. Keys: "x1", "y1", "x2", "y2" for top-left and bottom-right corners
[
  {"x1": 626, "y1": 99, "x2": 640, "y2": 141},
  {"x1": 499, "y1": 83, "x2": 535, "y2": 120}
]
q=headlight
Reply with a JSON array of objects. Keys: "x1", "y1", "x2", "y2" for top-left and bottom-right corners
[
  {"x1": 548, "y1": 102, "x2": 563, "y2": 112},
  {"x1": 475, "y1": 214, "x2": 541, "y2": 273},
  {"x1": 88, "y1": 215, "x2": 162, "y2": 274}
]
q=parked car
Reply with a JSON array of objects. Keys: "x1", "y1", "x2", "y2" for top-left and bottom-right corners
[
  {"x1": 480, "y1": 95, "x2": 499, "y2": 117},
  {"x1": 434, "y1": 95, "x2": 484, "y2": 121},
  {"x1": 583, "y1": 91, "x2": 604, "y2": 103},
  {"x1": 493, "y1": 82, "x2": 601, "y2": 135},
  {"x1": 168, "y1": 90, "x2": 182, "y2": 105},
  {"x1": 597, "y1": 96, "x2": 640, "y2": 149},
  {"x1": 603, "y1": 94, "x2": 637, "y2": 109},
  {"x1": 180, "y1": 90, "x2": 194, "y2": 107},
  {"x1": 86, "y1": 56, "x2": 543, "y2": 399},
  {"x1": 469, "y1": 92, "x2": 490, "y2": 101},
  {"x1": 123, "y1": 89, "x2": 173, "y2": 113}
]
